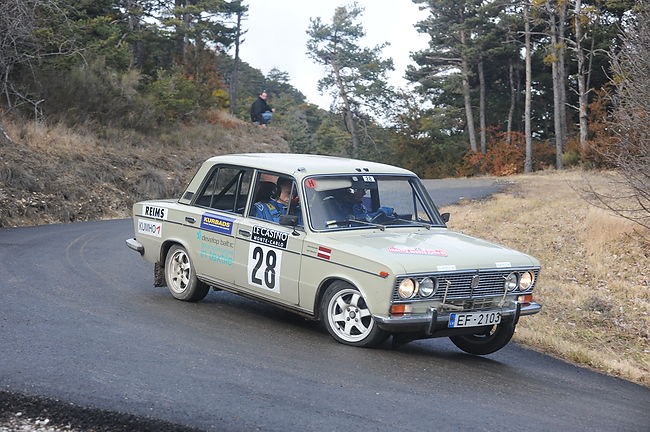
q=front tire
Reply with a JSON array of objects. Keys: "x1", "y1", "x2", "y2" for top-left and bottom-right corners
[
  {"x1": 164, "y1": 244, "x2": 209, "y2": 302},
  {"x1": 321, "y1": 281, "x2": 388, "y2": 347},
  {"x1": 449, "y1": 318, "x2": 516, "y2": 355}
]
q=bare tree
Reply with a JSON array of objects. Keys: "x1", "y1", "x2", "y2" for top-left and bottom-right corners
[
  {"x1": 573, "y1": 0, "x2": 589, "y2": 151},
  {"x1": 0, "y1": 0, "x2": 73, "y2": 144},
  {"x1": 586, "y1": 6, "x2": 650, "y2": 231}
]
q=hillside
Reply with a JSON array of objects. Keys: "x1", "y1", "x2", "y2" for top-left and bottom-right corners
[
  {"x1": 442, "y1": 170, "x2": 649, "y2": 385},
  {"x1": 0, "y1": 114, "x2": 289, "y2": 228}
]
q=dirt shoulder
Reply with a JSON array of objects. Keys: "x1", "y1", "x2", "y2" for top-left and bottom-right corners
[{"x1": 441, "y1": 169, "x2": 650, "y2": 386}]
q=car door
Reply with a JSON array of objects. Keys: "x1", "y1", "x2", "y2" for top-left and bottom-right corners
[
  {"x1": 189, "y1": 165, "x2": 252, "y2": 286},
  {"x1": 232, "y1": 173, "x2": 303, "y2": 305}
]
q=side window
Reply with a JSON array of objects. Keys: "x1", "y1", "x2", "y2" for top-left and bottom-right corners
[
  {"x1": 249, "y1": 173, "x2": 302, "y2": 226},
  {"x1": 195, "y1": 166, "x2": 252, "y2": 215}
]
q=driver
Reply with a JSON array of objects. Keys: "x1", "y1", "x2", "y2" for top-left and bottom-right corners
[{"x1": 339, "y1": 187, "x2": 394, "y2": 222}]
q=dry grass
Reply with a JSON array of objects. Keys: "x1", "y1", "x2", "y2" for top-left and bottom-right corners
[
  {"x1": 0, "y1": 116, "x2": 290, "y2": 227},
  {"x1": 442, "y1": 169, "x2": 650, "y2": 386}
]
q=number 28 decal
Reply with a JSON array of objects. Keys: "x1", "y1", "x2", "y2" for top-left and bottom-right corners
[{"x1": 247, "y1": 244, "x2": 282, "y2": 292}]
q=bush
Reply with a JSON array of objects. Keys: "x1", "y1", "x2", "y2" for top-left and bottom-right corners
[{"x1": 38, "y1": 57, "x2": 157, "y2": 131}]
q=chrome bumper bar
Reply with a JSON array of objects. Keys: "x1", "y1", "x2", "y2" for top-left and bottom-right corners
[
  {"x1": 373, "y1": 302, "x2": 542, "y2": 334},
  {"x1": 125, "y1": 238, "x2": 144, "y2": 254}
]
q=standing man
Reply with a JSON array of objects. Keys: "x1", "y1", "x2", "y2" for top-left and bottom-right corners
[{"x1": 250, "y1": 90, "x2": 275, "y2": 127}]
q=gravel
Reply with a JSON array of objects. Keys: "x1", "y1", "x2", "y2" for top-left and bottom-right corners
[{"x1": 0, "y1": 391, "x2": 202, "y2": 432}]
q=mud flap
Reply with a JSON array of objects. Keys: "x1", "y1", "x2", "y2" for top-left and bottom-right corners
[{"x1": 154, "y1": 262, "x2": 166, "y2": 287}]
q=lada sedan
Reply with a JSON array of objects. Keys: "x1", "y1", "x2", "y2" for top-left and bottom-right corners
[{"x1": 126, "y1": 154, "x2": 541, "y2": 354}]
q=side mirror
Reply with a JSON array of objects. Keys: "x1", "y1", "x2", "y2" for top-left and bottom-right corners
[
  {"x1": 279, "y1": 214, "x2": 300, "y2": 236},
  {"x1": 441, "y1": 213, "x2": 450, "y2": 223},
  {"x1": 279, "y1": 214, "x2": 298, "y2": 227}
]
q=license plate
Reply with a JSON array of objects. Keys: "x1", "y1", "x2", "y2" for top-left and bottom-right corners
[{"x1": 448, "y1": 311, "x2": 501, "y2": 328}]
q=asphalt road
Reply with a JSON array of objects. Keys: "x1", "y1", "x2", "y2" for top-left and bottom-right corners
[{"x1": 1, "y1": 180, "x2": 648, "y2": 431}]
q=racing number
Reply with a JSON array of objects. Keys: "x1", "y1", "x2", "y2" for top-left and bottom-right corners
[
  {"x1": 247, "y1": 244, "x2": 282, "y2": 292},
  {"x1": 251, "y1": 246, "x2": 276, "y2": 289}
]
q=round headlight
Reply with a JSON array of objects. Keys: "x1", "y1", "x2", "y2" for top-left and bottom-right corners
[
  {"x1": 519, "y1": 271, "x2": 534, "y2": 291},
  {"x1": 419, "y1": 277, "x2": 437, "y2": 297},
  {"x1": 504, "y1": 272, "x2": 518, "y2": 292},
  {"x1": 398, "y1": 278, "x2": 418, "y2": 299}
]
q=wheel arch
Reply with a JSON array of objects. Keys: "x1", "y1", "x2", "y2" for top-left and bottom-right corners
[
  {"x1": 313, "y1": 276, "x2": 361, "y2": 321},
  {"x1": 159, "y1": 238, "x2": 191, "y2": 266}
]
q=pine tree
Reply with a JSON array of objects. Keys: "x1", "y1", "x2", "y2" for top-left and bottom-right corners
[{"x1": 306, "y1": 3, "x2": 393, "y2": 158}]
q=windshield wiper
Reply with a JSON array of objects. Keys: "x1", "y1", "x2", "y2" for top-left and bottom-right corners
[
  {"x1": 391, "y1": 217, "x2": 432, "y2": 230},
  {"x1": 326, "y1": 219, "x2": 386, "y2": 231},
  {"x1": 349, "y1": 219, "x2": 386, "y2": 230}
]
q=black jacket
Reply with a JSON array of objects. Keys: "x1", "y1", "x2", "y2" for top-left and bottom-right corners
[{"x1": 250, "y1": 97, "x2": 272, "y2": 123}]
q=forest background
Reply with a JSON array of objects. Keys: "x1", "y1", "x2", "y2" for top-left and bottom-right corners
[{"x1": 0, "y1": 0, "x2": 644, "y2": 173}]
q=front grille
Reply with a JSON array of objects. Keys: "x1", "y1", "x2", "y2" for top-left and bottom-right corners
[
  {"x1": 438, "y1": 297, "x2": 503, "y2": 312},
  {"x1": 392, "y1": 268, "x2": 540, "y2": 304}
]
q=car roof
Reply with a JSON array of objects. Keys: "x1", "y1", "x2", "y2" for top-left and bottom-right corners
[{"x1": 205, "y1": 153, "x2": 415, "y2": 178}]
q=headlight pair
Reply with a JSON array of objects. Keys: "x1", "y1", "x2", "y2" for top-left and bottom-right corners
[
  {"x1": 398, "y1": 277, "x2": 438, "y2": 299},
  {"x1": 504, "y1": 271, "x2": 535, "y2": 292}
]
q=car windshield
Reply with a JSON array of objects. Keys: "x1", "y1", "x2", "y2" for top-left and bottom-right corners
[{"x1": 303, "y1": 175, "x2": 443, "y2": 231}]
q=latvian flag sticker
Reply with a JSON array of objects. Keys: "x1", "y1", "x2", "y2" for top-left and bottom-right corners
[{"x1": 317, "y1": 246, "x2": 331, "y2": 260}]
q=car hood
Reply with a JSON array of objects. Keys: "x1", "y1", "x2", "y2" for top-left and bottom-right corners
[{"x1": 330, "y1": 228, "x2": 538, "y2": 274}]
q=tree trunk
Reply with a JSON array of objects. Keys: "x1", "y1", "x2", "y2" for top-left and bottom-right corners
[
  {"x1": 126, "y1": 0, "x2": 144, "y2": 68},
  {"x1": 174, "y1": 0, "x2": 188, "y2": 62},
  {"x1": 229, "y1": 10, "x2": 243, "y2": 115},
  {"x1": 332, "y1": 58, "x2": 360, "y2": 158},
  {"x1": 558, "y1": 3, "x2": 569, "y2": 148},
  {"x1": 506, "y1": 59, "x2": 515, "y2": 146},
  {"x1": 524, "y1": 3, "x2": 533, "y2": 173},
  {"x1": 460, "y1": 29, "x2": 478, "y2": 152},
  {"x1": 549, "y1": 8, "x2": 564, "y2": 169},
  {"x1": 478, "y1": 57, "x2": 487, "y2": 153},
  {"x1": 574, "y1": 0, "x2": 588, "y2": 151}
]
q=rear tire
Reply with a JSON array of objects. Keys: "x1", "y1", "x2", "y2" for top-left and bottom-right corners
[
  {"x1": 321, "y1": 281, "x2": 388, "y2": 347},
  {"x1": 164, "y1": 244, "x2": 209, "y2": 302},
  {"x1": 449, "y1": 318, "x2": 516, "y2": 355}
]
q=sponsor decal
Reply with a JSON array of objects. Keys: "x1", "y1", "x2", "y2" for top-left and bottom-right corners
[
  {"x1": 495, "y1": 261, "x2": 512, "y2": 268},
  {"x1": 305, "y1": 178, "x2": 317, "y2": 189},
  {"x1": 195, "y1": 231, "x2": 234, "y2": 265},
  {"x1": 388, "y1": 246, "x2": 448, "y2": 257},
  {"x1": 137, "y1": 219, "x2": 161, "y2": 238},
  {"x1": 436, "y1": 264, "x2": 457, "y2": 272},
  {"x1": 143, "y1": 204, "x2": 168, "y2": 220},
  {"x1": 200, "y1": 213, "x2": 235, "y2": 235},
  {"x1": 317, "y1": 246, "x2": 331, "y2": 260},
  {"x1": 362, "y1": 175, "x2": 375, "y2": 182},
  {"x1": 251, "y1": 225, "x2": 288, "y2": 249}
]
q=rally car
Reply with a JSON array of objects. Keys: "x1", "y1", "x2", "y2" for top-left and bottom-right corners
[{"x1": 126, "y1": 153, "x2": 541, "y2": 354}]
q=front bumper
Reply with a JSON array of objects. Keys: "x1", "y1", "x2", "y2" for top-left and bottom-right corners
[{"x1": 373, "y1": 301, "x2": 541, "y2": 336}]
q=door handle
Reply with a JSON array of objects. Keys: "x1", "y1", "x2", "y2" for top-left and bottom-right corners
[
  {"x1": 239, "y1": 229, "x2": 251, "y2": 237},
  {"x1": 185, "y1": 216, "x2": 196, "y2": 224}
]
